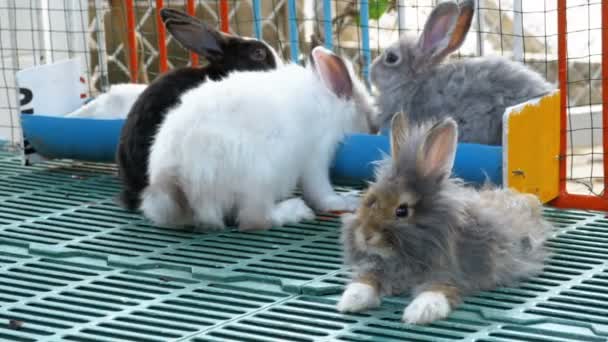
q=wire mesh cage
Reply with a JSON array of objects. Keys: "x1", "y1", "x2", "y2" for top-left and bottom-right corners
[
  {"x1": 556, "y1": 0, "x2": 606, "y2": 208},
  {"x1": 0, "y1": 0, "x2": 605, "y2": 210}
]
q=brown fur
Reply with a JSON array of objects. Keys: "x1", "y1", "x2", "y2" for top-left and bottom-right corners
[
  {"x1": 354, "y1": 190, "x2": 419, "y2": 254},
  {"x1": 357, "y1": 273, "x2": 381, "y2": 293}
]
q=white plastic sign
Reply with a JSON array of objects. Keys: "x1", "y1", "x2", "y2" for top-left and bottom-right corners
[{"x1": 16, "y1": 58, "x2": 85, "y2": 116}]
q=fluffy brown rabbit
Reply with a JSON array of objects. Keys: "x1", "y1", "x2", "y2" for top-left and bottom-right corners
[{"x1": 337, "y1": 111, "x2": 551, "y2": 324}]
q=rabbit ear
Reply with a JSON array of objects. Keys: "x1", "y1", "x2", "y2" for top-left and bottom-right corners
[
  {"x1": 311, "y1": 46, "x2": 353, "y2": 99},
  {"x1": 417, "y1": 1, "x2": 464, "y2": 61},
  {"x1": 390, "y1": 112, "x2": 409, "y2": 159},
  {"x1": 445, "y1": 0, "x2": 475, "y2": 53},
  {"x1": 417, "y1": 118, "x2": 458, "y2": 178},
  {"x1": 160, "y1": 8, "x2": 227, "y2": 61}
]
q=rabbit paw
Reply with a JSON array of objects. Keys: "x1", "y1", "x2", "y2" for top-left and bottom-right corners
[
  {"x1": 271, "y1": 198, "x2": 315, "y2": 226},
  {"x1": 319, "y1": 192, "x2": 361, "y2": 212},
  {"x1": 402, "y1": 291, "x2": 451, "y2": 325},
  {"x1": 337, "y1": 283, "x2": 380, "y2": 313}
]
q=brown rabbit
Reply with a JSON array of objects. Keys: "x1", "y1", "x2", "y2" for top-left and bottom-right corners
[{"x1": 337, "y1": 111, "x2": 551, "y2": 324}]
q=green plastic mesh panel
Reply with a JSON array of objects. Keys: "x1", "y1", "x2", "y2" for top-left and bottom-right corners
[{"x1": 0, "y1": 150, "x2": 608, "y2": 341}]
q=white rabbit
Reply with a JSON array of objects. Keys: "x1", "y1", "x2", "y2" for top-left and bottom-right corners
[
  {"x1": 141, "y1": 47, "x2": 378, "y2": 231},
  {"x1": 65, "y1": 83, "x2": 146, "y2": 119}
]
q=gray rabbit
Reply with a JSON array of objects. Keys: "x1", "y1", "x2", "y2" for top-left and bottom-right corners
[
  {"x1": 337, "y1": 112, "x2": 551, "y2": 324},
  {"x1": 370, "y1": 0, "x2": 554, "y2": 145}
]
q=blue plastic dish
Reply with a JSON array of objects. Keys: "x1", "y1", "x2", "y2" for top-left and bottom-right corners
[{"x1": 21, "y1": 115, "x2": 123, "y2": 163}]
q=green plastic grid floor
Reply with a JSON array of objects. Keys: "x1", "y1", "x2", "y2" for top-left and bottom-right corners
[{"x1": 1, "y1": 150, "x2": 608, "y2": 341}]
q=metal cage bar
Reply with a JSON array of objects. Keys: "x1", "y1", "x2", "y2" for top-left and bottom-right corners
[
  {"x1": 156, "y1": 0, "x2": 168, "y2": 73},
  {"x1": 360, "y1": 0, "x2": 370, "y2": 84},
  {"x1": 125, "y1": 0, "x2": 138, "y2": 82},
  {"x1": 552, "y1": 0, "x2": 608, "y2": 211},
  {"x1": 252, "y1": 0, "x2": 262, "y2": 39},
  {"x1": 557, "y1": 0, "x2": 568, "y2": 201},
  {"x1": 288, "y1": 0, "x2": 300, "y2": 62},
  {"x1": 219, "y1": 0, "x2": 230, "y2": 33},
  {"x1": 603, "y1": 0, "x2": 608, "y2": 199},
  {"x1": 323, "y1": 0, "x2": 333, "y2": 49}
]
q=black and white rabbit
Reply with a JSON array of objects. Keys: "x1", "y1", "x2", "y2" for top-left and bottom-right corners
[
  {"x1": 370, "y1": 0, "x2": 554, "y2": 145},
  {"x1": 116, "y1": 8, "x2": 282, "y2": 211},
  {"x1": 141, "y1": 47, "x2": 377, "y2": 230}
]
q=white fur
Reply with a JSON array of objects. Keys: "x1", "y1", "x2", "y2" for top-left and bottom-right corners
[
  {"x1": 337, "y1": 282, "x2": 380, "y2": 312},
  {"x1": 143, "y1": 61, "x2": 373, "y2": 230},
  {"x1": 270, "y1": 197, "x2": 315, "y2": 227},
  {"x1": 319, "y1": 192, "x2": 361, "y2": 211},
  {"x1": 66, "y1": 83, "x2": 146, "y2": 119},
  {"x1": 402, "y1": 291, "x2": 451, "y2": 324},
  {"x1": 139, "y1": 183, "x2": 196, "y2": 228}
]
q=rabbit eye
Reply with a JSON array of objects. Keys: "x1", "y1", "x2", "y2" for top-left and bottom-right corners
[
  {"x1": 395, "y1": 204, "x2": 409, "y2": 218},
  {"x1": 251, "y1": 48, "x2": 267, "y2": 61},
  {"x1": 384, "y1": 51, "x2": 400, "y2": 65}
]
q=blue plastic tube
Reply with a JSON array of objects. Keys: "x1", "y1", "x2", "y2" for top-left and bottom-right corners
[
  {"x1": 21, "y1": 115, "x2": 503, "y2": 185},
  {"x1": 330, "y1": 134, "x2": 503, "y2": 184}
]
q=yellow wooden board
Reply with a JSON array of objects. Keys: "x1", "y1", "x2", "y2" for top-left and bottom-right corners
[{"x1": 503, "y1": 90, "x2": 560, "y2": 203}]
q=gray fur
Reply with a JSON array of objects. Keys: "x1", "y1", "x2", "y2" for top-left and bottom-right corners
[
  {"x1": 341, "y1": 116, "x2": 551, "y2": 300},
  {"x1": 370, "y1": 0, "x2": 554, "y2": 145}
]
